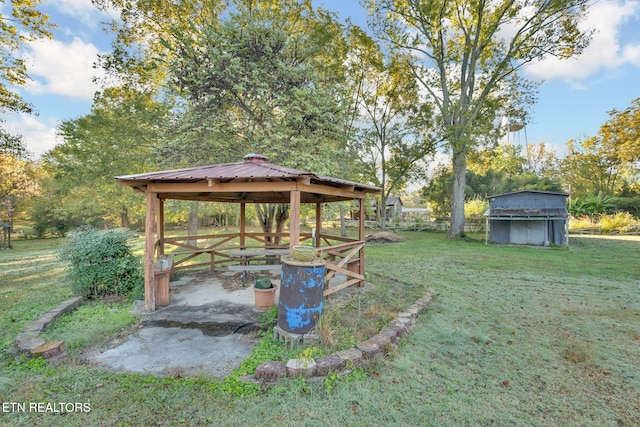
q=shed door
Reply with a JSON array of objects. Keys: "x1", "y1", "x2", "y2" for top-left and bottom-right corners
[{"x1": 510, "y1": 221, "x2": 546, "y2": 245}]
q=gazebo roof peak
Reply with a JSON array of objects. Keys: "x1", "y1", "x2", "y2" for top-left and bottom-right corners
[{"x1": 243, "y1": 153, "x2": 269, "y2": 163}]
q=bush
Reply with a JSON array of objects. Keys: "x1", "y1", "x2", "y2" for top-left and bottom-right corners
[
  {"x1": 569, "y1": 216, "x2": 595, "y2": 230},
  {"x1": 600, "y1": 212, "x2": 640, "y2": 233},
  {"x1": 59, "y1": 228, "x2": 143, "y2": 299},
  {"x1": 465, "y1": 197, "x2": 489, "y2": 218}
]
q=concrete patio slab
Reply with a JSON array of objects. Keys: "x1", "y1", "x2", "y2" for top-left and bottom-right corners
[{"x1": 91, "y1": 271, "x2": 281, "y2": 378}]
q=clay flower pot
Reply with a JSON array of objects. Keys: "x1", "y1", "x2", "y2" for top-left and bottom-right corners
[{"x1": 254, "y1": 284, "x2": 278, "y2": 310}]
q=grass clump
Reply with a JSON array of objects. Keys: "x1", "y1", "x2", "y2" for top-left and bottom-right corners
[{"x1": 40, "y1": 301, "x2": 138, "y2": 353}]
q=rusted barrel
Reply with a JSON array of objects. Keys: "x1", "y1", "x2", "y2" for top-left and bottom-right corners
[{"x1": 278, "y1": 258, "x2": 326, "y2": 334}]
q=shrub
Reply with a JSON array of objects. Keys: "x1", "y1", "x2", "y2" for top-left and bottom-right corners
[
  {"x1": 567, "y1": 193, "x2": 616, "y2": 218},
  {"x1": 465, "y1": 197, "x2": 489, "y2": 218},
  {"x1": 599, "y1": 212, "x2": 640, "y2": 233},
  {"x1": 569, "y1": 216, "x2": 595, "y2": 230},
  {"x1": 59, "y1": 228, "x2": 143, "y2": 299}
]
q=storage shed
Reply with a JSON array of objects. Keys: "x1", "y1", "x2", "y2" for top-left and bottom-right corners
[{"x1": 484, "y1": 190, "x2": 569, "y2": 246}]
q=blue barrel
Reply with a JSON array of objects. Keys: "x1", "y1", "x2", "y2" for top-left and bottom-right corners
[{"x1": 278, "y1": 258, "x2": 326, "y2": 334}]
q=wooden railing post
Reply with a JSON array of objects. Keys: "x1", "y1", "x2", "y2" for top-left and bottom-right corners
[
  {"x1": 359, "y1": 197, "x2": 366, "y2": 287},
  {"x1": 289, "y1": 190, "x2": 301, "y2": 250},
  {"x1": 144, "y1": 191, "x2": 159, "y2": 311}
]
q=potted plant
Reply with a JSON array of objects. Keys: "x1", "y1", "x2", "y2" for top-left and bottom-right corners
[{"x1": 253, "y1": 276, "x2": 277, "y2": 310}]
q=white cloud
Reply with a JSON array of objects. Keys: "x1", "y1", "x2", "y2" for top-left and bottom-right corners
[
  {"x1": 5, "y1": 114, "x2": 60, "y2": 159},
  {"x1": 623, "y1": 43, "x2": 640, "y2": 65},
  {"x1": 22, "y1": 37, "x2": 104, "y2": 100},
  {"x1": 53, "y1": 0, "x2": 119, "y2": 29},
  {"x1": 524, "y1": 0, "x2": 640, "y2": 83}
]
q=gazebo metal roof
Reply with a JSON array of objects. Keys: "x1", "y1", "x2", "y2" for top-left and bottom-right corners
[{"x1": 116, "y1": 154, "x2": 380, "y2": 203}]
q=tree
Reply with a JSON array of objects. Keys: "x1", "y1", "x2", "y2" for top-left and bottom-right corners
[
  {"x1": 0, "y1": 126, "x2": 29, "y2": 158},
  {"x1": 0, "y1": 0, "x2": 54, "y2": 114},
  {"x1": 560, "y1": 98, "x2": 639, "y2": 209},
  {"x1": 423, "y1": 143, "x2": 562, "y2": 216},
  {"x1": 561, "y1": 136, "x2": 624, "y2": 198},
  {"x1": 165, "y1": 4, "x2": 347, "y2": 165},
  {"x1": 162, "y1": 3, "x2": 350, "y2": 241},
  {"x1": 523, "y1": 142, "x2": 560, "y2": 180},
  {"x1": 346, "y1": 27, "x2": 436, "y2": 228},
  {"x1": 368, "y1": 0, "x2": 592, "y2": 237},
  {"x1": 0, "y1": 152, "x2": 38, "y2": 227},
  {"x1": 40, "y1": 88, "x2": 170, "y2": 230},
  {"x1": 93, "y1": 0, "x2": 227, "y2": 90},
  {"x1": 599, "y1": 98, "x2": 640, "y2": 166}
]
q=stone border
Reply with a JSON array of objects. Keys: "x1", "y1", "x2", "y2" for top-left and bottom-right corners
[
  {"x1": 247, "y1": 291, "x2": 435, "y2": 383},
  {"x1": 14, "y1": 296, "x2": 84, "y2": 359}
]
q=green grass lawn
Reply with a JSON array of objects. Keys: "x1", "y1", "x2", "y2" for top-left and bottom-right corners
[{"x1": 1, "y1": 233, "x2": 639, "y2": 426}]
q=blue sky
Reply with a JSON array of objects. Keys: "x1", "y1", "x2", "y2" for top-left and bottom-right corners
[{"x1": 5, "y1": 0, "x2": 640, "y2": 160}]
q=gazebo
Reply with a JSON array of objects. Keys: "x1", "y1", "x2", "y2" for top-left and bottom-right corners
[{"x1": 116, "y1": 154, "x2": 381, "y2": 311}]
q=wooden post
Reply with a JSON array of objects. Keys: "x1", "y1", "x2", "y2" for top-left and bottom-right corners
[
  {"x1": 315, "y1": 202, "x2": 322, "y2": 248},
  {"x1": 358, "y1": 197, "x2": 366, "y2": 287},
  {"x1": 240, "y1": 203, "x2": 246, "y2": 248},
  {"x1": 144, "y1": 191, "x2": 159, "y2": 311},
  {"x1": 158, "y1": 198, "x2": 165, "y2": 257},
  {"x1": 289, "y1": 190, "x2": 301, "y2": 250}
]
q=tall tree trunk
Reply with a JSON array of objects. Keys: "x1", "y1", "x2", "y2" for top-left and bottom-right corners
[
  {"x1": 449, "y1": 148, "x2": 467, "y2": 238},
  {"x1": 187, "y1": 201, "x2": 199, "y2": 247},
  {"x1": 120, "y1": 207, "x2": 131, "y2": 229},
  {"x1": 274, "y1": 204, "x2": 289, "y2": 246},
  {"x1": 339, "y1": 203, "x2": 347, "y2": 237},
  {"x1": 380, "y1": 195, "x2": 388, "y2": 230},
  {"x1": 255, "y1": 203, "x2": 275, "y2": 244}
]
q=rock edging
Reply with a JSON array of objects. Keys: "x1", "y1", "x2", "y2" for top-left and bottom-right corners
[
  {"x1": 250, "y1": 290, "x2": 435, "y2": 383},
  {"x1": 14, "y1": 296, "x2": 84, "y2": 360}
]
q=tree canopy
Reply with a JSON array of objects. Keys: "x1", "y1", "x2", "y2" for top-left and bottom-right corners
[
  {"x1": 41, "y1": 88, "x2": 170, "y2": 229},
  {"x1": 0, "y1": 0, "x2": 54, "y2": 114},
  {"x1": 368, "y1": 0, "x2": 593, "y2": 237},
  {"x1": 345, "y1": 27, "x2": 436, "y2": 227}
]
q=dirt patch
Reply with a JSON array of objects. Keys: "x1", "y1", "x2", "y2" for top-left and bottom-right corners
[{"x1": 176, "y1": 269, "x2": 279, "y2": 292}]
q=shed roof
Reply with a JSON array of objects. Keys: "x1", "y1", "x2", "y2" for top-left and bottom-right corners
[
  {"x1": 488, "y1": 189, "x2": 569, "y2": 199},
  {"x1": 484, "y1": 208, "x2": 568, "y2": 219},
  {"x1": 115, "y1": 154, "x2": 380, "y2": 203}
]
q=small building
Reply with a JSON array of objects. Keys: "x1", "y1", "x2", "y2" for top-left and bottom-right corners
[
  {"x1": 484, "y1": 190, "x2": 569, "y2": 246},
  {"x1": 385, "y1": 196, "x2": 403, "y2": 220}
]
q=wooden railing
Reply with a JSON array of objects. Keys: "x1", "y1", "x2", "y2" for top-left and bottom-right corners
[
  {"x1": 317, "y1": 233, "x2": 365, "y2": 296},
  {"x1": 161, "y1": 231, "x2": 367, "y2": 296},
  {"x1": 162, "y1": 232, "x2": 290, "y2": 271}
]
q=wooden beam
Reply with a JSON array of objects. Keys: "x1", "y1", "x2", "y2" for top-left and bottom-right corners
[
  {"x1": 359, "y1": 198, "x2": 366, "y2": 286},
  {"x1": 148, "y1": 181, "x2": 297, "y2": 194},
  {"x1": 304, "y1": 183, "x2": 364, "y2": 199},
  {"x1": 240, "y1": 203, "x2": 246, "y2": 248},
  {"x1": 158, "y1": 199, "x2": 165, "y2": 257},
  {"x1": 144, "y1": 191, "x2": 159, "y2": 311},
  {"x1": 326, "y1": 263, "x2": 365, "y2": 281},
  {"x1": 324, "y1": 278, "x2": 361, "y2": 297},
  {"x1": 297, "y1": 176, "x2": 311, "y2": 186},
  {"x1": 289, "y1": 190, "x2": 301, "y2": 249},
  {"x1": 315, "y1": 203, "x2": 322, "y2": 248}
]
